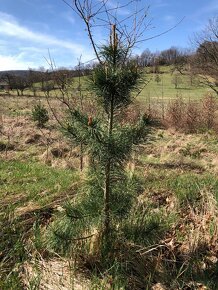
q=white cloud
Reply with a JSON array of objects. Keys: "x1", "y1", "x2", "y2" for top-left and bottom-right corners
[
  {"x1": 0, "y1": 12, "x2": 86, "y2": 54},
  {"x1": 18, "y1": 46, "x2": 49, "y2": 54},
  {"x1": 0, "y1": 11, "x2": 95, "y2": 70},
  {"x1": 0, "y1": 54, "x2": 37, "y2": 70}
]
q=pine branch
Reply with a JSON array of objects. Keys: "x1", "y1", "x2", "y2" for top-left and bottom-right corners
[{"x1": 53, "y1": 230, "x2": 95, "y2": 241}]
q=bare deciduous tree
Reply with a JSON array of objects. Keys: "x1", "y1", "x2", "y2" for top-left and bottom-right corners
[
  {"x1": 191, "y1": 17, "x2": 218, "y2": 94},
  {"x1": 62, "y1": 0, "x2": 151, "y2": 64},
  {"x1": 2, "y1": 73, "x2": 29, "y2": 96}
]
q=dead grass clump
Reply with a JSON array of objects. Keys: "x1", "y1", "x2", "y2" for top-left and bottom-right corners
[
  {"x1": 39, "y1": 146, "x2": 80, "y2": 169},
  {"x1": 211, "y1": 157, "x2": 218, "y2": 173},
  {"x1": 22, "y1": 258, "x2": 90, "y2": 290},
  {"x1": 24, "y1": 133, "x2": 42, "y2": 144},
  {"x1": 152, "y1": 283, "x2": 167, "y2": 290},
  {"x1": 0, "y1": 141, "x2": 15, "y2": 151},
  {"x1": 51, "y1": 158, "x2": 78, "y2": 170},
  {"x1": 15, "y1": 203, "x2": 54, "y2": 229},
  {"x1": 118, "y1": 184, "x2": 218, "y2": 289},
  {"x1": 181, "y1": 189, "x2": 218, "y2": 254}
]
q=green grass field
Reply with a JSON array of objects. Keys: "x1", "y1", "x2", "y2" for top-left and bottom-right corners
[
  {"x1": 0, "y1": 65, "x2": 218, "y2": 289},
  {"x1": 138, "y1": 66, "x2": 213, "y2": 104},
  {"x1": 0, "y1": 66, "x2": 214, "y2": 105}
]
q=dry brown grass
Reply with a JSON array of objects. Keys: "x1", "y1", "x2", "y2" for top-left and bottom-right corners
[
  {"x1": 0, "y1": 112, "x2": 85, "y2": 170},
  {"x1": 22, "y1": 258, "x2": 90, "y2": 290},
  {"x1": 141, "y1": 128, "x2": 218, "y2": 174},
  {"x1": 124, "y1": 186, "x2": 218, "y2": 289}
]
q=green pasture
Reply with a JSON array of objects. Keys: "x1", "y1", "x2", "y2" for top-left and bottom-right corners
[
  {"x1": 0, "y1": 66, "x2": 214, "y2": 105},
  {"x1": 138, "y1": 66, "x2": 213, "y2": 104}
]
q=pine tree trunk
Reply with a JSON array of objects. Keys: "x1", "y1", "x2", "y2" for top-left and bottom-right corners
[
  {"x1": 80, "y1": 143, "x2": 83, "y2": 171},
  {"x1": 103, "y1": 24, "x2": 117, "y2": 240},
  {"x1": 103, "y1": 96, "x2": 114, "y2": 239},
  {"x1": 104, "y1": 159, "x2": 111, "y2": 237}
]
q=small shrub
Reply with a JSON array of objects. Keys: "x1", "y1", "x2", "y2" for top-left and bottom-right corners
[
  {"x1": 149, "y1": 64, "x2": 160, "y2": 74},
  {"x1": 154, "y1": 74, "x2": 161, "y2": 84},
  {"x1": 184, "y1": 101, "x2": 200, "y2": 132},
  {"x1": 165, "y1": 95, "x2": 218, "y2": 133},
  {"x1": 171, "y1": 73, "x2": 183, "y2": 89},
  {"x1": 32, "y1": 104, "x2": 49, "y2": 128},
  {"x1": 201, "y1": 93, "x2": 217, "y2": 131},
  {"x1": 165, "y1": 96, "x2": 185, "y2": 130}
]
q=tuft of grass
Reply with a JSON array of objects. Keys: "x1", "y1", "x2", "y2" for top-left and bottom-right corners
[
  {"x1": 168, "y1": 173, "x2": 218, "y2": 206},
  {"x1": 0, "y1": 159, "x2": 78, "y2": 208}
]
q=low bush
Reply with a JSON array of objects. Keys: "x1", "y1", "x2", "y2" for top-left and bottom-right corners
[
  {"x1": 32, "y1": 103, "x2": 49, "y2": 128},
  {"x1": 165, "y1": 94, "x2": 218, "y2": 133}
]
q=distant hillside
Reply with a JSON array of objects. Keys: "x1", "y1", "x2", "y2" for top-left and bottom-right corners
[
  {"x1": 0, "y1": 68, "x2": 91, "y2": 81},
  {"x1": 0, "y1": 70, "x2": 32, "y2": 78}
]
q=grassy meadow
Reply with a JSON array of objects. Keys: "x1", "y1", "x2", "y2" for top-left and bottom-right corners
[
  {"x1": 139, "y1": 67, "x2": 211, "y2": 103},
  {"x1": 0, "y1": 67, "x2": 218, "y2": 289},
  {"x1": 1, "y1": 66, "x2": 212, "y2": 103}
]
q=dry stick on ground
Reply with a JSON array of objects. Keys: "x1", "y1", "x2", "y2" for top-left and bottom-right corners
[{"x1": 38, "y1": 127, "x2": 52, "y2": 162}]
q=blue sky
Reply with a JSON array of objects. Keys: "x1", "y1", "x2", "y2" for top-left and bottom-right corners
[{"x1": 0, "y1": 0, "x2": 217, "y2": 70}]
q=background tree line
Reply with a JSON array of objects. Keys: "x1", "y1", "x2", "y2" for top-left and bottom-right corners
[{"x1": 0, "y1": 17, "x2": 217, "y2": 96}]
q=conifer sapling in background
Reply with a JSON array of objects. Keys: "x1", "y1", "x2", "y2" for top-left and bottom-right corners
[{"x1": 32, "y1": 103, "x2": 49, "y2": 128}]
